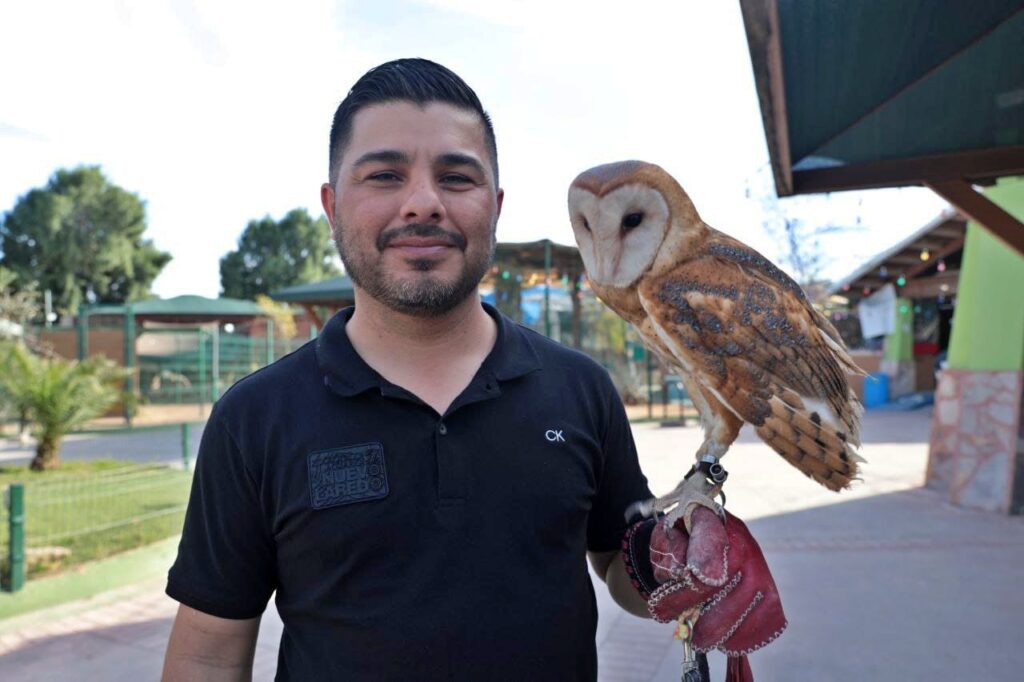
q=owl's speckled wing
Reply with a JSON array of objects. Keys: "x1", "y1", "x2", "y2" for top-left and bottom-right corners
[{"x1": 636, "y1": 233, "x2": 864, "y2": 491}]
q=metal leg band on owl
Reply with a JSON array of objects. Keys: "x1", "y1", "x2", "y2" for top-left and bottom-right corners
[
  {"x1": 698, "y1": 455, "x2": 728, "y2": 485},
  {"x1": 684, "y1": 455, "x2": 728, "y2": 485}
]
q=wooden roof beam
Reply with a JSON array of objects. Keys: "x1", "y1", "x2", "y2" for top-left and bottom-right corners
[
  {"x1": 900, "y1": 236, "x2": 966, "y2": 280},
  {"x1": 925, "y1": 179, "x2": 1024, "y2": 258},
  {"x1": 792, "y1": 146, "x2": 1024, "y2": 194},
  {"x1": 740, "y1": 0, "x2": 793, "y2": 196},
  {"x1": 887, "y1": 255, "x2": 927, "y2": 265}
]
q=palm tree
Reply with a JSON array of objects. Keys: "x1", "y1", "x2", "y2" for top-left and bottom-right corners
[{"x1": 0, "y1": 343, "x2": 124, "y2": 470}]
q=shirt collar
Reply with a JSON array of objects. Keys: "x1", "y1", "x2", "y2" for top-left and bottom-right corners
[{"x1": 316, "y1": 302, "x2": 542, "y2": 398}]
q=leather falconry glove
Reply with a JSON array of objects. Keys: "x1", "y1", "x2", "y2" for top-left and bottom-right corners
[{"x1": 622, "y1": 507, "x2": 787, "y2": 682}]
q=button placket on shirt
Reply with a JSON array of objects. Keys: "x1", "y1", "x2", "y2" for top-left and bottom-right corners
[
  {"x1": 434, "y1": 373, "x2": 499, "y2": 505},
  {"x1": 435, "y1": 416, "x2": 465, "y2": 503}
]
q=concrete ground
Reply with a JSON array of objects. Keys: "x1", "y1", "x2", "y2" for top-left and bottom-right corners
[{"x1": 1, "y1": 408, "x2": 1023, "y2": 681}]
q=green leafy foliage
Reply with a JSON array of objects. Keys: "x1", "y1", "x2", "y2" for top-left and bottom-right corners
[
  {"x1": 0, "y1": 342, "x2": 126, "y2": 469},
  {"x1": 220, "y1": 208, "x2": 339, "y2": 299},
  {"x1": 0, "y1": 166, "x2": 172, "y2": 315}
]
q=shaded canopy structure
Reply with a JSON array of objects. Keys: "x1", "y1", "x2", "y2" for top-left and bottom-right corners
[
  {"x1": 829, "y1": 211, "x2": 966, "y2": 302},
  {"x1": 74, "y1": 295, "x2": 274, "y2": 417},
  {"x1": 741, "y1": 0, "x2": 1024, "y2": 255},
  {"x1": 86, "y1": 295, "x2": 267, "y2": 325},
  {"x1": 492, "y1": 239, "x2": 585, "y2": 346},
  {"x1": 270, "y1": 276, "x2": 356, "y2": 328}
]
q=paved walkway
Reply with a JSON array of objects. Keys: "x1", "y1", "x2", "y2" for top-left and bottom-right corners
[{"x1": 2, "y1": 409, "x2": 1023, "y2": 680}]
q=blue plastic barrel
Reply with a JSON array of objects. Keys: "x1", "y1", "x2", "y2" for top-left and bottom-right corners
[{"x1": 863, "y1": 372, "x2": 890, "y2": 408}]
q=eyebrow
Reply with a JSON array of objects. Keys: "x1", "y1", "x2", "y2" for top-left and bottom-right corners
[
  {"x1": 437, "y1": 153, "x2": 487, "y2": 176},
  {"x1": 351, "y1": 150, "x2": 411, "y2": 168},
  {"x1": 350, "y1": 149, "x2": 488, "y2": 177}
]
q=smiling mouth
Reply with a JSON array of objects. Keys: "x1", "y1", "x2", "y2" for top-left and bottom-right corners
[
  {"x1": 387, "y1": 239, "x2": 456, "y2": 256},
  {"x1": 378, "y1": 223, "x2": 467, "y2": 254}
]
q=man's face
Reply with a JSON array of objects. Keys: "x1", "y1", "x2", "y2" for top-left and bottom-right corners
[{"x1": 321, "y1": 101, "x2": 503, "y2": 317}]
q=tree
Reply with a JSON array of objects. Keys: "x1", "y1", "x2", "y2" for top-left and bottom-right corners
[
  {"x1": 0, "y1": 343, "x2": 124, "y2": 470},
  {"x1": 745, "y1": 166, "x2": 864, "y2": 292},
  {"x1": 765, "y1": 216, "x2": 850, "y2": 287},
  {"x1": 0, "y1": 167, "x2": 172, "y2": 315},
  {"x1": 0, "y1": 266, "x2": 40, "y2": 333},
  {"x1": 220, "y1": 208, "x2": 340, "y2": 300},
  {"x1": 255, "y1": 294, "x2": 298, "y2": 339}
]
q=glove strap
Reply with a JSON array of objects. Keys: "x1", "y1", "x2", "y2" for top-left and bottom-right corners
[
  {"x1": 725, "y1": 655, "x2": 753, "y2": 682},
  {"x1": 621, "y1": 518, "x2": 659, "y2": 600}
]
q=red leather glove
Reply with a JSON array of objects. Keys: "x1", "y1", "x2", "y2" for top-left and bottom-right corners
[
  {"x1": 621, "y1": 507, "x2": 787, "y2": 681},
  {"x1": 648, "y1": 507, "x2": 787, "y2": 657}
]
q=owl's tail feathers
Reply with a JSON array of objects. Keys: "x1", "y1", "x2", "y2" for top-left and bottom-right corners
[
  {"x1": 815, "y1": 311, "x2": 868, "y2": 376},
  {"x1": 756, "y1": 394, "x2": 865, "y2": 492}
]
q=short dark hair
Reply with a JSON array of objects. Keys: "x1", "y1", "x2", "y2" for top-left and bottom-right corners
[{"x1": 328, "y1": 58, "x2": 498, "y2": 188}]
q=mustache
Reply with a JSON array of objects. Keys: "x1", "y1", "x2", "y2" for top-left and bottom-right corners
[{"x1": 376, "y1": 223, "x2": 467, "y2": 252}]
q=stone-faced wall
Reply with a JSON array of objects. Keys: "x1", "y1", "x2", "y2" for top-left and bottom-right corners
[{"x1": 927, "y1": 369, "x2": 1024, "y2": 513}]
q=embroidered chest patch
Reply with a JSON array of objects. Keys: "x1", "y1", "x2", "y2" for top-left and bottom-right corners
[{"x1": 307, "y1": 443, "x2": 389, "y2": 510}]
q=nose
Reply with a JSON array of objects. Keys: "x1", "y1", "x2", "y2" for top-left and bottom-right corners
[{"x1": 399, "y1": 175, "x2": 445, "y2": 224}]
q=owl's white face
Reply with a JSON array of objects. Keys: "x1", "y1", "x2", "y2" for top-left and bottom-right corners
[{"x1": 568, "y1": 184, "x2": 670, "y2": 289}]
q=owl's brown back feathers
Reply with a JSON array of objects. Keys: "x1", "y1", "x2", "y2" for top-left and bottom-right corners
[{"x1": 636, "y1": 230, "x2": 864, "y2": 490}]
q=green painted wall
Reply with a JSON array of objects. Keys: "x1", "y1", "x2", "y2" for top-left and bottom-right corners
[
  {"x1": 947, "y1": 177, "x2": 1024, "y2": 371},
  {"x1": 884, "y1": 297, "x2": 914, "y2": 361}
]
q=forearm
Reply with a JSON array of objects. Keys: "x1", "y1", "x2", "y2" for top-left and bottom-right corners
[
  {"x1": 162, "y1": 652, "x2": 254, "y2": 682},
  {"x1": 588, "y1": 549, "x2": 652, "y2": 619},
  {"x1": 162, "y1": 605, "x2": 260, "y2": 682},
  {"x1": 605, "y1": 553, "x2": 653, "y2": 618}
]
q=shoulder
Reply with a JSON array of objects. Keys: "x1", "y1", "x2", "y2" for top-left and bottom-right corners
[
  {"x1": 212, "y1": 339, "x2": 319, "y2": 421},
  {"x1": 510, "y1": 322, "x2": 618, "y2": 395}
]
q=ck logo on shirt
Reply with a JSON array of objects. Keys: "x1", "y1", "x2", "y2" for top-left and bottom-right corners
[
  {"x1": 307, "y1": 443, "x2": 389, "y2": 510},
  {"x1": 545, "y1": 429, "x2": 566, "y2": 443}
]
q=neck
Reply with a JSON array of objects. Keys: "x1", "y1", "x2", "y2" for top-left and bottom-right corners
[
  {"x1": 345, "y1": 290, "x2": 497, "y2": 384},
  {"x1": 348, "y1": 291, "x2": 491, "y2": 346}
]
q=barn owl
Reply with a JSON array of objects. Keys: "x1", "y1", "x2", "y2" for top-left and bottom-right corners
[{"x1": 568, "y1": 160, "x2": 864, "y2": 530}]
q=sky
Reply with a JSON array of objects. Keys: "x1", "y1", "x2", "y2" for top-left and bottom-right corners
[{"x1": 0, "y1": 0, "x2": 948, "y2": 299}]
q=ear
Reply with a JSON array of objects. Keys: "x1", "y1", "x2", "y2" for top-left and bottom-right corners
[
  {"x1": 320, "y1": 183, "x2": 337, "y2": 231},
  {"x1": 495, "y1": 188, "x2": 505, "y2": 220}
]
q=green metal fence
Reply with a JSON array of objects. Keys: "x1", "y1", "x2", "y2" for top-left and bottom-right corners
[
  {"x1": 137, "y1": 327, "x2": 307, "y2": 406},
  {"x1": 1, "y1": 462, "x2": 192, "y2": 591}
]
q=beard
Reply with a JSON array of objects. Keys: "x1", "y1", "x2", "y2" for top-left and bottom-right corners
[{"x1": 334, "y1": 221, "x2": 496, "y2": 317}]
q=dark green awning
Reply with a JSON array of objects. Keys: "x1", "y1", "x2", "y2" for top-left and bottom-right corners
[
  {"x1": 741, "y1": 0, "x2": 1024, "y2": 256},
  {"x1": 270, "y1": 276, "x2": 356, "y2": 305},
  {"x1": 88, "y1": 295, "x2": 266, "y2": 321},
  {"x1": 742, "y1": 0, "x2": 1024, "y2": 196}
]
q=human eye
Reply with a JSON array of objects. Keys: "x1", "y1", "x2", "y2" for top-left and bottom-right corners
[
  {"x1": 439, "y1": 173, "x2": 474, "y2": 187},
  {"x1": 367, "y1": 170, "x2": 401, "y2": 183}
]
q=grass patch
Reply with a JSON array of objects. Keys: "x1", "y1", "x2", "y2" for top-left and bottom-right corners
[{"x1": 0, "y1": 459, "x2": 192, "y2": 587}]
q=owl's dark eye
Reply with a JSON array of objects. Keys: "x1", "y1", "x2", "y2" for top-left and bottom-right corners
[
  {"x1": 581, "y1": 216, "x2": 591, "y2": 232},
  {"x1": 621, "y1": 212, "x2": 644, "y2": 231}
]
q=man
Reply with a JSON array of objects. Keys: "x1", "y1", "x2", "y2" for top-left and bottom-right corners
[{"x1": 162, "y1": 58, "x2": 783, "y2": 682}]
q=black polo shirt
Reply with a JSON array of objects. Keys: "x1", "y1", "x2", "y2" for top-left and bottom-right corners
[{"x1": 167, "y1": 303, "x2": 651, "y2": 681}]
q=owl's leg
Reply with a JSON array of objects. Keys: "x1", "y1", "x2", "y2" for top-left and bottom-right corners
[{"x1": 657, "y1": 407, "x2": 743, "y2": 533}]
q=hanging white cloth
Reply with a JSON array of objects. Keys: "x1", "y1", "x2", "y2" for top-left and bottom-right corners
[{"x1": 858, "y1": 283, "x2": 897, "y2": 339}]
